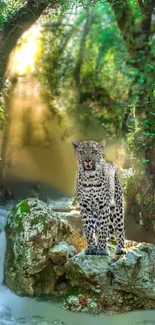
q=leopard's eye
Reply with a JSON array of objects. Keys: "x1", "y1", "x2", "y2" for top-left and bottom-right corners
[
  {"x1": 79, "y1": 150, "x2": 85, "y2": 155},
  {"x1": 92, "y1": 149, "x2": 97, "y2": 154}
]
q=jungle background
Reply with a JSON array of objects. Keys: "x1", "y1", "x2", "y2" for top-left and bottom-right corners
[{"x1": 0, "y1": 0, "x2": 154, "y2": 243}]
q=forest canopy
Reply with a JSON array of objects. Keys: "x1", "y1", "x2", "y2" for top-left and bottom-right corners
[{"x1": 37, "y1": 2, "x2": 131, "y2": 139}]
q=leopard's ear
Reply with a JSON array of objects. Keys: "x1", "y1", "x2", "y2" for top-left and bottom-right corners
[
  {"x1": 99, "y1": 139, "x2": 106, "y2": 148},
  {"x1": 72, "y1": 141, "x2": 80, "y2": 150}
]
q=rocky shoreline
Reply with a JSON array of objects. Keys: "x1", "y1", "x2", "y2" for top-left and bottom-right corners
[{"x1": 3, "y1": 198, "x2": 155, "y2": 315}]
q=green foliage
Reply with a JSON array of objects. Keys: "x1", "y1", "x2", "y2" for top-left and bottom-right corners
[
  {"x1": 37, "y1": 2, "x2": 132, "y2": 139},
  {"x1": 0, "y1": 0, "x2": 26, "y2": 126},
  {"x1": 0, "y1": 1, "x2": 7, "y2": 30},
  {"x1": 0, "y1": 0, "x2": 24, "y2": 30}
]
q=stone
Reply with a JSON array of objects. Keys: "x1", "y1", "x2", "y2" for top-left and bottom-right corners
[
  {"x1": 48, "y1": 198, "x2": 82, "y2": 235},
  {"x1": 50, "y1": 241, "x2": 77, "y2": 265},
  {"x1": 109, "y1": 243, "x2": 155, "y2": 299},
  {"x1": 95, "y1": 289, "x2": 101, "y2": 294},
  {"x1": 48, "y1": 198, "x2": 74, "y2": 212},
  {"x1": 65, "y1": 295, "x2": 82, "y2": 312},
  {"x1": 5, "y1": 198, "x2": 87, "y2": 297},
  {"x1": 87, "y1": 301, "x2": 98, "y2": 311},
  {"x1": 67, "y1": 295, "x2": 80, "y2": 306},
  {"x1": 65, "y1": 243, "x2": 155, "y2": 312},
  {"x1": 5, "y1": 197, "x2": 155, "y2": 314},
  {"x1": 81, "y1": 307, "x2": 88, "y2": 312},
  {"x1": 58, "y1": 211, "x2": 82, "y2": 235}
]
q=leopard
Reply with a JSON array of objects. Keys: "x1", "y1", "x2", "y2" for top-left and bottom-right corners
[{"x1": 72, "y1": 139, "x2": 126, "y2": 256}]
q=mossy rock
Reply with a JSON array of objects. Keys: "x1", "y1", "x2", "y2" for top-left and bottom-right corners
[
  {"x1": 5, "y1": 198, "x2": 87, "y2": 297},
  {"x1": 8, "y1": 200, "x2": 30, "y2": 232}
]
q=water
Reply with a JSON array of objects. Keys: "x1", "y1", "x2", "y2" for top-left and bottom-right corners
[
  {"x1": 0, "y1": 231, "x2": 6, "y2": 286},
  {"x1": 0, "y1": 203, "x2": 155, "y2": 325},
  {"x1": 0, "y1": 285, "x2": 155, "y2": 325}
]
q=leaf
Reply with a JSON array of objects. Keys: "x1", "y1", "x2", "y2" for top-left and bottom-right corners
[{"x1": 142, "y1": 159, "x2": 149, "y2": 163}]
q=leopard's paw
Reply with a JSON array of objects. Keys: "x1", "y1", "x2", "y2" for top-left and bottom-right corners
[
  {"x1": 96, "y1": 249, "x2": 109, "y2": 256},
  {"x1": 85, "y1": 247, "x2": 97, "y2": 255}
]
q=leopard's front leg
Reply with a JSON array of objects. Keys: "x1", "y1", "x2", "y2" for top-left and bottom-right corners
[
  {"x1": 96, "y1": 206, "x2": 110, "y2": 256},
  {"x1": 79, "y1": 204, "x2": 97, "y2": 255}
]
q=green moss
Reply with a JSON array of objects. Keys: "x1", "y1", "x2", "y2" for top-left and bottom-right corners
[
  {"x1": 10, "y1": 200, "x2": 31, "y2": 232},
  {"x1": 66, "y1": 285, "x2": 100, "y2": 302},
  {"x1": 67, "y1": 285, "x2": 82, "y2": 296},
  {"x1": 12, "y1": 200, "x2": 30, "y2": 216}
]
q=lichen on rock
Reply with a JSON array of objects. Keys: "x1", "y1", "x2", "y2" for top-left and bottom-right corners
[{"x1": 65, "y1": 243, "x2": 155, "y2": 313}]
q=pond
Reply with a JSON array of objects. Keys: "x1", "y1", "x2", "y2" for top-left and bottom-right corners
[{"x1": 0, "y1": 285, "x2": 155, "y2": 325}]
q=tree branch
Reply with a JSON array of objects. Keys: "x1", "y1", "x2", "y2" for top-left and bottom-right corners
[{"x1": 138, "y1": 0, "x2": 145, "y2": 13}]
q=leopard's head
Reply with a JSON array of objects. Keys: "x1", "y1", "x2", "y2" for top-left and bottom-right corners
[{"x1": 72, "y1": 140, "x2": 105, "y2": 173}]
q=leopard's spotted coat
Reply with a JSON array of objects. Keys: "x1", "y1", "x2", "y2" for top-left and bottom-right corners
[{"x1": 73, "y1": 140, "x2": 126, "y2": 255}]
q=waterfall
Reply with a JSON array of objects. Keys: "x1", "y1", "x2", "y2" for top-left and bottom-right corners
[
  {"x1": 0, "y1": 206, "x2": 10, "y2": 287},
  {"x1": 0, "y1": 231, "x2": 6, "y2": 286}
]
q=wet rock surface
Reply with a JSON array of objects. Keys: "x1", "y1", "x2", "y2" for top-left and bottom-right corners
[{"x1": 5, "y1": 198, "x2": 87, "y2": 297}]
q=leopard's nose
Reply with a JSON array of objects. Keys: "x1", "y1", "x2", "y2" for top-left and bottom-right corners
[{"x1": 84, "y1": 160, "x2": 92, "y2": 168}]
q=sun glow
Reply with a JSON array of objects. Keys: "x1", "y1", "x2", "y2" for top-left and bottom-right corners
[{"x1": 9, "y1": 24, "x2": 41, "y2": 76}]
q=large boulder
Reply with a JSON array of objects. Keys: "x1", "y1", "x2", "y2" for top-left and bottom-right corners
[
  {"x1": 65, "y1": 243, "x2": 155, "y2": 313},
  {"x1": 5, "y1": 198, "x2": 87, "y2": 296},
  {"x1": 5, "y1": 197, "x2": 155, "y2": 314}
]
